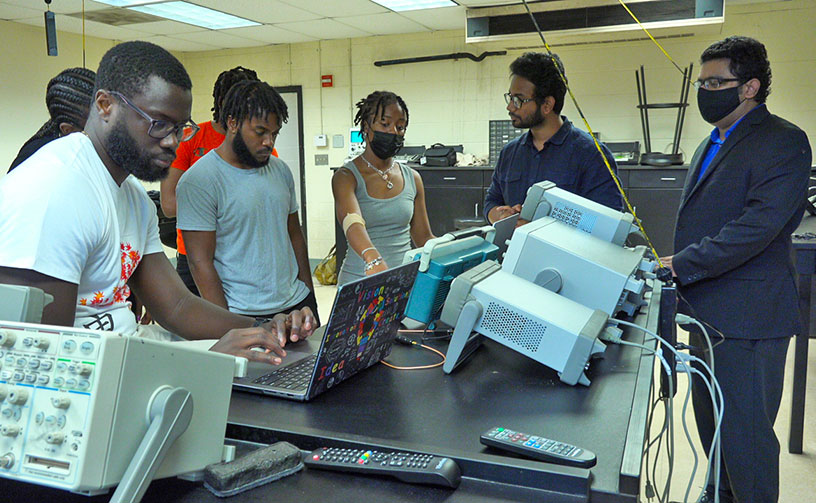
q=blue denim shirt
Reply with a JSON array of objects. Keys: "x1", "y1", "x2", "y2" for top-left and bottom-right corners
[{"x1": 484, "y1": 116, "x2": 623, "y2": 219}]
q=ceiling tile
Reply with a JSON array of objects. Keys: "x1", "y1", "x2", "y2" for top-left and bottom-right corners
[
  {"x1": 336, "y1": 12, "x2": 429, "y2": 35},
  {"x1": 281, "y1": 0, "x2": 389, "y2": 17},
  {"x1": 124, "y1": 19, "x2": 209, "y2": 35},
  {"x1": 170, "y1": 29, "x2": 268, "y2": 49},
  {"x1": 397, "y1": 5, "x2": 465, "y2": 31},
  {"x1": 0, "y1": 0, "x2": 110, "y2": 14},
  {"x1": 12, "y1": 14, "x2": 154, "y2": 40},
  {"x1": 275, "y1": 18, "x2": 372, "y2": 39},
  {"x1": 186, "y1": 0, "x2": 322, "y2": 24},
  {"x1": 2, "y1": 0, "x2": 470, "y2": 51},
  {"x1": 127, "y1": 34, "x2": 221, "y2": 52},
  {"x1": 456, "y1": 0, "x2": 519, "y2": 6},
  {"x1": 220, "y1": 24, "x2": 317, "y2": 44}
]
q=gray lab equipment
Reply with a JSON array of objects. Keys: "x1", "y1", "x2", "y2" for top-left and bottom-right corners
[
  {"x1": 502, "y1": 217, "x2": 655, "y2": 317},
  {"x1": 440, "y1": 261, "x2": 618, "y2": 386},
  {"x1": 0, "y1": 284, "x2": 53, "y2": 323},
  {"x1": 520, "y1": 180, "x2": 638, "y2": 246}
]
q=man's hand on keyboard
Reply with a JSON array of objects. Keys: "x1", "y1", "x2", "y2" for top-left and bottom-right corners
[{"x1": 210, "y1": 324, "x2": 287, "y2": 364}]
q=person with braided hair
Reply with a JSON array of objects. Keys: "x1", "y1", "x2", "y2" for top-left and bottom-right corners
[
  {"x1": 332, "y1": 90, "x2": 434, "y2": 285},
  {"x1": 159, "y1": 66, "x2": 278, "y2": 295},
  {"x1": 176, "y1": 80, "x2": 319, "y2": 326},
  {"x1": 8, "y1": 67, "x2": 95, "y2": 172}
]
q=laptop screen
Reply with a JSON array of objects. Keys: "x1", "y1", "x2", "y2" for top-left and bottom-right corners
[{"x1": 309, "y1": 261, "x2": 420, "y2": 397}]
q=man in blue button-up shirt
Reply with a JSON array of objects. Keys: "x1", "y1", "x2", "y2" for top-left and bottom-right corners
[{"x1": 484, "y1": 52, "x2": 622, "y2": 224}]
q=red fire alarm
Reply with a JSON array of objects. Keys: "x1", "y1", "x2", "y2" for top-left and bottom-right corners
[{"x1": 321, "y1": 75, "x2": 333, "y2": 87}]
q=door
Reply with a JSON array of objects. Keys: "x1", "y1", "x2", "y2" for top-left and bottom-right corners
[{"x1": 275, "y1": 86, "x2": 307, "y2": 240}]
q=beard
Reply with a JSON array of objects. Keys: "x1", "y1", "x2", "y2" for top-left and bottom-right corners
[
  {"x1": 233, "y1": 129, "x2": 270, "y2": 168},
  {"x1": 510, "y1": 106, "x2": 545, "y2": 129},
  {"x1": 106, "y1": 119, "x2": 172, "y2": 182}
]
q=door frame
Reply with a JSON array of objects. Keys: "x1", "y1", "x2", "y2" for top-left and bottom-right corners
[{"x1": 276, "y1": 85, "x2": 307, "y2": 242}]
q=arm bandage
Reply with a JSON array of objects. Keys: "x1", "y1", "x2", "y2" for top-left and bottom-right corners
[{"x1": 342, "y1": 213, "x2": 366, "y2": 235}]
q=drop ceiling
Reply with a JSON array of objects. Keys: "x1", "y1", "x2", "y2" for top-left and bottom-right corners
[{"x1": 0, "y1": 0, "x2": 783, "y2": 52}]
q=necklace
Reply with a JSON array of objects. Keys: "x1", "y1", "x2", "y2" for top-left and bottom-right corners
[{"x1": 361, "y1": 155, "x2": 395, "y2": 190}]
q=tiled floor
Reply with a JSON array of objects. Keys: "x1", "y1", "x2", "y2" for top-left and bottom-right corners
[{"x1": 311, "y1": 279, "x2": 816, "y2": 502}]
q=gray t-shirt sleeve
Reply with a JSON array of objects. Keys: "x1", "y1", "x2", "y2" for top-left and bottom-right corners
[
  {"x1": 176, "y1": 169, "x2": 218, "y2": 231},
  {"x1": 278, "y1": 158, "x2": 299, "y2": 215}
]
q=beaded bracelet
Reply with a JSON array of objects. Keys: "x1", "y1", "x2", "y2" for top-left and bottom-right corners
[{"x1": 364, "y1": 256, "x2": 384, "y2": 271}]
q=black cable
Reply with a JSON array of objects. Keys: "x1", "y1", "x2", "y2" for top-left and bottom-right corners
[
  {"x1": 675, "y1": 289, "x2": 727, "y2": 349},
  {"x1": 419, "y1": 304, "x2": 452, "y2": 343}
]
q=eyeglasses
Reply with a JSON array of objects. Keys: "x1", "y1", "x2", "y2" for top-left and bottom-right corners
[
  {"x1": 504, "y1": 93, "x2": 536, "y2": 108},
  {"x1": 692, "y1": 77, "x2": 742, "y2": 91},
  {"x1": 108, "y1": 90, "x2": 199, "y2": 142}
]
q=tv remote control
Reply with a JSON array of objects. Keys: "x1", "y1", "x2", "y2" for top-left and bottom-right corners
[
  {"x1": 480, "y1": 426, "x2": 596, "y2": 468},
  {"x1": 304, "y1": 447, "x2": 461, "y2": 488}
]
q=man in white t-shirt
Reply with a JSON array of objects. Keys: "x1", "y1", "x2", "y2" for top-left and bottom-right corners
[{"x1": 0, "y1": 41, "x2": 315, "y2": 365}]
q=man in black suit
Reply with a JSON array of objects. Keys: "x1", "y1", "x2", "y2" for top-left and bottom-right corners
[{"x1": 661, "y1": 36, "x2": 811, "y2": 503}]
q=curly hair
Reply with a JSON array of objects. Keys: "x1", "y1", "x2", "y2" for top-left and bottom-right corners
[
  {"x1": 509, "y1": 52, "x2": 567, "y2": 114},
  {"x1": 31, "y1": 67, "x2": 96, "y2": 140},
  {"x1": 701, "y1": 36, "x2": 772, "y2": 103},
  {"x1": 211, "y1": 66, "x2": 259, "y2": 122},
  {"x1": 353, "y1": 91, "x2": 409, "y2": 135},
  {"x1": 95, "y1": 41, "x2": 191, "y2": 97},
  {"x1": 218, "y1": 80, "x2": 288, "y2": 128}
]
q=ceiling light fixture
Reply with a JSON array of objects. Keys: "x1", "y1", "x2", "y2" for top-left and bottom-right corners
[{"x1": 127, "y1": 1, "x2": 260, "y2": 30}]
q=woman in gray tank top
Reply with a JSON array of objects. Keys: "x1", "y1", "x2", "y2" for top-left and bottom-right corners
[{"x1": 332, "y1": 91, "x2": 434, "y2": 285}]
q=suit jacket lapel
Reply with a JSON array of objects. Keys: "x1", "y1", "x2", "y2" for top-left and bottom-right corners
[
  {"x1": 679, "y1": 106, "x2": 769, "y2": 212},
  {"x1": 678, "y1": 139, "x2": 708, "y2": 213}
]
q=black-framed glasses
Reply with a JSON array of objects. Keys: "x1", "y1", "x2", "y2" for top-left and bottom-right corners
[
  {"x1": 108, "y1": 90, "x2": 199, "y2": 142},
  {"x1": 692, "y1": 77, "x2": 742, "y2": 91},
  {"x1": 504, "y1": 92, "x2": 535, "y2": 108}
]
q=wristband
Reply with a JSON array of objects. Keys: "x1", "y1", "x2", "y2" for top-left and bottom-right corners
[
  {"x1": 342, "y1": 213, "x2": 366, "y2": 235},
  {"x1": 359, "y1": 246, "x2": 377, "y2": 258}
]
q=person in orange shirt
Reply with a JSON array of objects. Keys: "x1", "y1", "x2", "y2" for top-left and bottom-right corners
[{"x1": 160, "y1": 66, "x2": 278, "y2": 294}]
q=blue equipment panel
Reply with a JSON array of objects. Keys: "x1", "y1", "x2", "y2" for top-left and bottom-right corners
[{"x1": 404, "y1": 240, "x2": 498, "y2": 324}]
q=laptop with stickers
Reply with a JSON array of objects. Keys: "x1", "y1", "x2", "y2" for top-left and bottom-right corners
[{"x1": 233, "y1": 261, "x2": 420, "y2": 401}]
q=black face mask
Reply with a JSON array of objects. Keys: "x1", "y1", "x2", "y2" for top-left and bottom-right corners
[
  {"x1": 697, "y1": 85, "x2": 743, "y2": 124},
  {"x1": 368, "y1": 130, "x2": 404, "y2": 160}
]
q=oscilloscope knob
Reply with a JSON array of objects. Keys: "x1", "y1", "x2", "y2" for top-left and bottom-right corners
[
  {"x1": 0, "y1": 331, "x2": 15, "y2": 348},
  {"x1": 0, "y1": 453, "x2": 14, "y2": 469}
]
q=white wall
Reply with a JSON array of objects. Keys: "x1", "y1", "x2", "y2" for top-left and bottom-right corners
[
  {"x1": 0, "y1": 20, "x2": 113, "y2": 170},
  {"x1": 2, "y1": 1, "x2": 815, "y2": 260}
]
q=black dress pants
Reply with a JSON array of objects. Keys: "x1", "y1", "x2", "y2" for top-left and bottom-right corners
[{"x1": 689, "y1": 332, "x2": 789, "y2": 503}]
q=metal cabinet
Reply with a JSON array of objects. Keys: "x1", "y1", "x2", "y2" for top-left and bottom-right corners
[
  {"x1": 620, "y1": 167, "x2": 688, "y2": 256},
  {"x1": 422, "y1": 169, "x2": 488, "y2": 236}
]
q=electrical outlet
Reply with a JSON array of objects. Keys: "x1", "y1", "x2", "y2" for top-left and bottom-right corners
[{"x1": 314, "y1": 154, "x2": 329, "y2": 166}]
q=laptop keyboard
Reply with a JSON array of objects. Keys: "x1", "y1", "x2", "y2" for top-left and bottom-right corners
[{"x1": 253, "y1": 355, "x2": 317, "y2": 390}]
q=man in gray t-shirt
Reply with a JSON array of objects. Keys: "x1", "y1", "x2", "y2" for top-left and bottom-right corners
[{"x1": 176, "y1": 81, "x2": 318, "y2": 323}]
